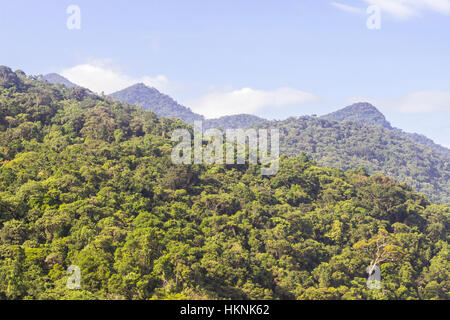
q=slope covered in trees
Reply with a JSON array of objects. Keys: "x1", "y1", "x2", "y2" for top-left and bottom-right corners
[
  {"x1": 40, "y1": 73, "x2": 77, "y2": 89},
  {"x1": 322, "y1": 102, "x2": 450, "y2": 156},
  {"x1": 0, "y1": 67, "x2": 448, "y2": 300},
  {"x1": 203, "y1": 114, "x2": 266, "y2": 130},
  {"x1": 322, "y1": 102, "x2": 393, "y2": 129},
  {"x1": 254, "y1": 116, "x2": 450, "y2": 204},
  {"x1": 109, "y1": 83, "x2": 204, "y2": 124}
]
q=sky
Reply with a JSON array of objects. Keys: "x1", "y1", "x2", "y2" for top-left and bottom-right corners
[{"x1": 0, "y1": 0, "x2": 449, "y2": 147}]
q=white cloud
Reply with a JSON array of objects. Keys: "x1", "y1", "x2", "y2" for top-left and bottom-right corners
[
  {"x1": 347, "y1": 91, "x2": 450, "y2": 113},
  {"x1": 386, "y1": 91, "x2": 450, "y2": 113},
  {"x1": 331, "y1": 2, "x2": 365, "y2": 14},
  {"x1": 363, "y1": 0, "x2": 450, "y2": 19},
  {"x1": 60, "y1": 61, "x2": 169, "y2": 95},
  {"x1": 189, "y1": 87, "x2": 317, "y2": 118}
]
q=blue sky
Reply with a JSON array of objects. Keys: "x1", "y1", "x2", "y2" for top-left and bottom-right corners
[{"x1": 0, "y1": 0, "x2": 449, "y2": 147}]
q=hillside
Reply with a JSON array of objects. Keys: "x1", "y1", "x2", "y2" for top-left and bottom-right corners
[
  {"x1": 322, "y1": 102, "x2": 450, "y2": 156},
  {"x1": 40, "y1": 73, "x2": 78, "y2": 88},
  {"x1": 109, "y1": 83, "x2": 204, "y2": 124},
  {"x1": 36, "y1": 75, "x2": 450, "y2": 203},
  {"x1": 254, "y1": 116, "x2": 450, "y2": 204},
  {"x1": 0, "y1": 66, "x2": 448, "y2": 300},
  {"x1": 109, "y1": 83, "x2": 266, "y2": 130},
  {"x1": 203, "y1": 114, "x2": 266, "y2": 130},
  {"x1": 322, "y1": 102, "x2": 393, "y2": 129}
]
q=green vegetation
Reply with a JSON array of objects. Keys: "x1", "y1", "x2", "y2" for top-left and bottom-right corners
[
  {"x1": 322, "y1": 102, "x2": 393, "y2": 129},
  {"x1": 255, "y1": 116, "x2": 450, "y2": 204},
  {"x1": 109, "y1": 83, "x2": 205, "y2": 124},
  {"x1": 0, "y1": 66, "x2": 449, "y2": 300},
  {"x1": 322, "y1": 102, "x2": 450, "y2": 156}
]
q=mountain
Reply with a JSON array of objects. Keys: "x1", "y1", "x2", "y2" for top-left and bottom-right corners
[
  {"x1": 203, "y1": 114, "x2": 266, "y2": 130},
  {"x1": 39, "y1": 78, "x2": 266, "y2": 130},
  {"x1": 254, "y1": 116, "x2": 450, "y2": 204},
  {"x1": 322, "y1": 102, "x2": 450, "y2": 156},
  {"x1": 109, "y1": 83, "x2": 267, "y2": 130},
  {"x1": 40, "y1": 73, "x2": 77, "y2": 88},
  {"x1": 109, "y1": 83, "x2": 204, "y2": 124},
  {"x1": 322, "y1": 102, "x2": 393, "y2": 129},
  {"x1": 40, "y1": 77, "x2": 449, "y2": 156},
  {"x1": 35, "y1": 73, "x2": 450, "y2": 202},
  {"x1": 393, "y1": 128, "x2": 450, "y2": 156},
  {"x1": 0, "y1": 66, "x2": 448, "y2": 300}
]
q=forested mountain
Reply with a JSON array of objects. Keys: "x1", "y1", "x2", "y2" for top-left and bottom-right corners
[
  {"x1": 42, "y1": 75, "x2": 267, "y2": 130},
  {"x1": 393, "y1": 129, "x2": 450, "y2": 157},
  {"x1": 203, "y1": 114, "x2": 266, "y2": 130},
  {"x1": 0, "y1": 66, "x2": 449, "y2": 300},
  {"x1": 109, "y1": 83, "x2": 205, "y2": 124},
  {"x1": 322, "y1": 102, "x2": 393, "y2": 129},
  {"x1": 40, "y1": 73, "x2": 77, "y2": 89},
  {"x1": 109, "y1": 83, "x2": 266, "y2": 130},
  {"x1": 46, "y1": 75, "x2": 449, "y2": 157},
  {"x1": 254, "y1": 117, "x2": 450, "y2": 204},
  {"x1": 322, "y1": 102, "x2": 450, "y2": 156}
]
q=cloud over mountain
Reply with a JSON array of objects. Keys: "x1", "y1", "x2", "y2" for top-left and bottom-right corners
[{"x1": 60, "y1": 62, "x2": 169, "y2": 95}]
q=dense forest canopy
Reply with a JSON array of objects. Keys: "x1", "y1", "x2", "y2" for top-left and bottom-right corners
[
  {"x1": 106, "y1": 80, "x2": 450, "y2": 204},
  {"x1": 0, "y1": 66, "x2": 448, "y2": 300}
]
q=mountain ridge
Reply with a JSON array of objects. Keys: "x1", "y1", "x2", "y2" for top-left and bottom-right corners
[
  {"x1": 40, "y1": 73, "x2": 77, "y2": 88},
  {"x1": 254, "y1": 115, "x2": 450, "y2": 203},
  {"x1": 322, "y1": 102, "x2": 393, "y2": 129},
  {"x1": 321, "y1": 102, "x2": 450, "y2": 156},
  {"x1": 41, "y1": 72, "x2": 449, "y2": 159}
]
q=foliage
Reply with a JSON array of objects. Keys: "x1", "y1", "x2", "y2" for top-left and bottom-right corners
[
  {"x1": 0, "y1": 67, "x2": 448, "y2": 300},
  {"x1": 255, "y1": 116, "x2": 450, "y2": 204}
]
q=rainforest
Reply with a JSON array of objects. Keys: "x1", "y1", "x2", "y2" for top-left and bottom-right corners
[{"x1": 0, "y1": 67, "x2": 448, "y2": 300}]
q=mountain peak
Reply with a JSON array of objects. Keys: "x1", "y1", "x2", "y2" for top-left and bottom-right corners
[
  {"x1": 41, "y1": 73, "x2": 77, "y2": 88},
  {"x1": 129, "y1": 82, "x2": 152, "y2": 89},
  {"x1": 322, "y1": 102, "x2": 392, "y2": 129},
  {"x1": 109, "y1": 83, "x2": 204, "y2": 123}
]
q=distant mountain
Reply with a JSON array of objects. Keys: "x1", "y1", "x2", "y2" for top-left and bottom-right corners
[
  {"x1": 109, "y1": 83, "x2": 268, "y2": 130},
  {"x1": 109, "y1": 83, "x2": 204, "y2": 124},
  {"x1": 322, "y1": 102, "x2": 393, "y2": 129},
  {"x1": 322, "y1": 102, "x2": 450, "y2": 156},
  {"x1": 41, "y1": 73, "x2": 77, "y2": 88},
  {"x1": 393, "y1": 129, "x2": 450, "y2": 156},
  {"x1": 203, "y1": 114, "x2": 266, "y2": 130}
]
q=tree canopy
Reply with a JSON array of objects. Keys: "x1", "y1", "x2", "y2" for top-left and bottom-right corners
[{"x1": 0, "y1": 67, "x2": 448, "y2": 300}]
